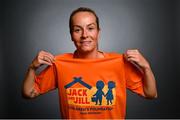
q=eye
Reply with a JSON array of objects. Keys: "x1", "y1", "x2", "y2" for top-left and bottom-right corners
[
  {"x1": 73, "y1": 28, "x2": 81, "y2": 33},
  {"x1": 88, "y1": 27, "x2": 94, "y2": 31},
  {"x1": 74, "y1": 29, "x2": 81, "y2": 33}
]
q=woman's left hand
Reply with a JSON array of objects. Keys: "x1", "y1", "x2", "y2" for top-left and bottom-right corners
[{"x1": 124, "y1": 49, "x2": 150, "y2": 71}]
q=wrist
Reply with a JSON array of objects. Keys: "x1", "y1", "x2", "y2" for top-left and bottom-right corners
[{"x1": 28, "y1": 63, "x2": 37, "y2": 70}]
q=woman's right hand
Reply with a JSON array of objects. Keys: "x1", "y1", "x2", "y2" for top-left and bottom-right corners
[{"x1": 30, "y1": 50, "x2": 55, "y2": 69}]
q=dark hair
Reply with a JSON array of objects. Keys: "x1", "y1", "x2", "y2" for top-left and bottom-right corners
[{"x1": 69, "y1": 7, "x2": 100, "y2": 33}]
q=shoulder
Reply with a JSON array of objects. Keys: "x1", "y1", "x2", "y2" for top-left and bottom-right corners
[
  {"x1": 105, "y1": 52, "x2": 123, "y2": 58},
  {"x1": 55, "y1": 53, "x2": 73, "y2": 60}
]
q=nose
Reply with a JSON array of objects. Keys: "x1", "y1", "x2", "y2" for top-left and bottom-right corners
[{"x1": 81, "y1": 29, "x2": 88, "y2": 39}]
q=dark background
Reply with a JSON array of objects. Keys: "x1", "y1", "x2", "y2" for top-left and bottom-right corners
[{"x1": 1, "y1": 0, "x2": 180, "y2": 118}]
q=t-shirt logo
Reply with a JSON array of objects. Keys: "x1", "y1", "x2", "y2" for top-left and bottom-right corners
[{"x1": 64, "y1": 77, "x2": 116, "y2": 106}]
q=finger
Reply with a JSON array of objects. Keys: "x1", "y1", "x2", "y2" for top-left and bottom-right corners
[
  {"x1": 43, "y1": 55, "x2": 54, "y2": 64},
  {"x1": 39, "y1": 57, "x2": 53, "y2": 65},
  {"x1": 45, "y1": 55, "x2": 55, "y2": 63},
  {"x1": 125, "y1": 50, "x2": 137, "y2": 59},
  {"x1": 127, "y1": 49, "x2": 139, "y2": 52},
  {"x1": 42, "y1": 52, "x2": 55, "y2": 61},
  {"x1": 124, "y1": 53, "x2": 135, "y2": 61},
  {"x1": 127, "y1": 57, "x2": 139, "y2": 63},
  {"x1": 126, "y1": 57, "x2": 144, "y2": 71},
  {"x1": 126, "y1": 49, "x2": 139, "y2": 55},
  {"x1": 41, "y1": 50, "x2": 54, "y2": 58},
  {"x1": 126, "y1": 53, "x2": 138, "y2": 60},
  {"x1": 39, "y1": 51, "x2": 54, "y2": 63},
  {"x1": 45, "y1": 52, "x2": 54, "y2": 60},
  {"x1": 40, "y1": 60, "x2": 53, "y2": 66},
  {"x1": 126, "y1": 57, "x2": 140, "y2": 68}
]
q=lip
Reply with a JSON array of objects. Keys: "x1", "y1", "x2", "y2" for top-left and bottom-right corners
[
  {"x1": 80, "y1": 41, "x2": 92, "y2": 46},
  {"x1": 80, "y1": 40, "x2": 92, "y2": 43}
]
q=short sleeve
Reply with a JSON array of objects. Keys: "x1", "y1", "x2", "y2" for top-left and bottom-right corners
[
  {"x1": 123, "y1": 56, "x2": 145, "y2": 97},
  {"x1": 34, "y1": 64, "x2": 57, "y2": 94}
]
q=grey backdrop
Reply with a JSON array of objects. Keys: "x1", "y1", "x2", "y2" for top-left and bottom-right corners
[{"x1": 1, "y1": 0, "x2": 180, "y2": 118}]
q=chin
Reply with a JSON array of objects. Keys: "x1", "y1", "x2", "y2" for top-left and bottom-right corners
[
  {"x1": 80, "y1": 49, "x2": 92, "y2": 53},
  {"x1": 79, "y1": 47, "x2": 94, "y2": 53}
]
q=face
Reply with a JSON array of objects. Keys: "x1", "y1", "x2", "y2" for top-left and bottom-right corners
[{"x1": 71, "y1": 12, "x2": 100, "y2": 53}]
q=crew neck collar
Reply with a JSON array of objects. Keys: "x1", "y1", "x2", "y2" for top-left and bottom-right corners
[{"x1": 72, "y1": 51, "x2": 107, "y2": 59}]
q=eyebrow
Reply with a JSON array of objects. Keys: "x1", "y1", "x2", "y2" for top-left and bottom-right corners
[
  {"x1": 72, "y1": 23, "x2": 96, "y2": 28},
  {"x1": 87, "y1": 23, "x2": 96, "y2": 27}
]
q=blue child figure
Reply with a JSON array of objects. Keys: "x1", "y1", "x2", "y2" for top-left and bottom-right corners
[
  {"x1": 105, "y1": 81, "x2": 115, "y2": 105},
  {"x1": 93, "y1": 80, "x2": 105, "y2": 105}
]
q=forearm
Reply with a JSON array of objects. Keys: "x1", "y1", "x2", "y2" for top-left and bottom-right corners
[
  {"x1": 22, "y1": 51, "x2": 54, "y2": 98},
  {"x1": 142, "y1": 66, "x2": 157, "y2": 99},
  {"x1": 22, "y1": 64, "x2": 39, "y2": 98},
  {"x1": 125, "y1": 49, "x2": 157, "y2": 99}
]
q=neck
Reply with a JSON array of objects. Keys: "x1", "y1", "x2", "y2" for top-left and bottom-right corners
[{"x1": 74, "y1": 50, "x2": 104, "y2": 59}]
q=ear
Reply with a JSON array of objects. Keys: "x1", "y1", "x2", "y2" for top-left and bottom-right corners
[
  {"x1": 70, "y1": 33, "x2": 74, "y2": 42},
  {"x1": 97, "y1": 29, "x2": 101, "y2": 40}
]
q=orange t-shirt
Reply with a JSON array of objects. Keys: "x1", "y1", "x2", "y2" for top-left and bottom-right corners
[{"x1": 34, "y1": 52, "x2": 144, "y2": 119}]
